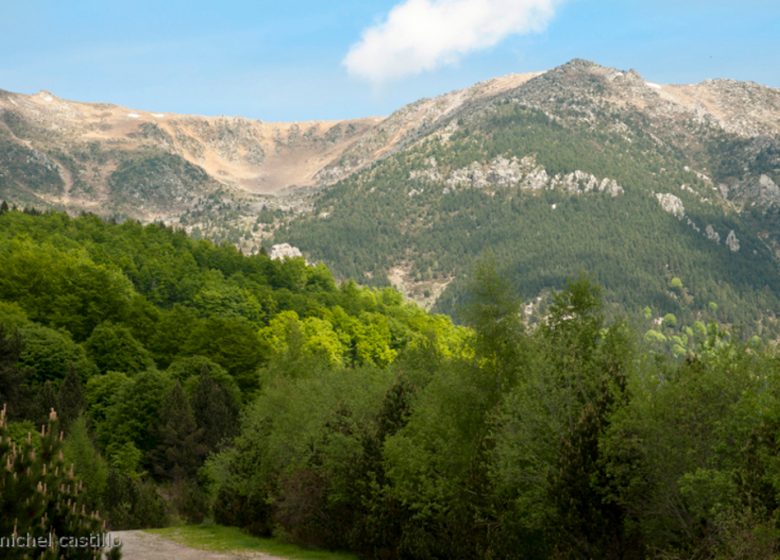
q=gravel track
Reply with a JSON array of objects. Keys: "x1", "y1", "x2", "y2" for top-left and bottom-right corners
[{"x1": 113, "y1": 531, "x2": 287, "y2": 560}]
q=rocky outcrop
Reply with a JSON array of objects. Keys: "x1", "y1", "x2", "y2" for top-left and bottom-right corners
[
  {"x1": 655, "y1": 193, "x2": 685, "y2": 218},
  {"x1": 411, "y1": 155, "x2": 624, "y2": 197},
  {"x1": 269, "y1": 243, "x2": 303, "y2": 260},
  {"x1": 726, "y1": 230, "x2": 740, "y2": 252},
  {"x1": 705, "y1": 225, "x2": 721, "y2": 244}
]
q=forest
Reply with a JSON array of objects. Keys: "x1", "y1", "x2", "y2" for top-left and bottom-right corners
[{"x1": 2, "y1": 206, "x2": 780, "y2": 559}]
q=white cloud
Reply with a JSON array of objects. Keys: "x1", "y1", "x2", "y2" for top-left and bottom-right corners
[{"x1": 344, "y1": 0, "x2": 561, "y2": 84}]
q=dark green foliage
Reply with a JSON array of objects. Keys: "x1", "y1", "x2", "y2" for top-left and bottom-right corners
[
  {"x1": 57, "y1": 366, "x2": 85, "y2": 431},
  {"x1": 183, "y1": 315, "x2": 266, "y2": 392},
  {"x1": 151, "y1": 382, "x2": 206, "y2": 481},
  {"x1": 85, "y1": 322, "x2": 154, "y2": 375},
  {"x1": 210, "y1": 269, "x2": 780, "y2": 559},
  {"x1": 102, "y1": 469, "x2": 168, "y2": 530},
  {"x1": 18, "y1": 323, "x2": 95, "y2": 384},
  {"x1": 7, "y1": 207, "x2": 780, "y2": 557},
  {"x1": 0, "y1": 324, "x2": 29, "y2": 419},
  {"x1": 35, "y1": 381, "x2": 59, "y2": 428},
  {"x1": 188, "y1": 366, "x2": 240, "y2": 450},
  {"x1": 100, "y1": 370, "x2": 172, "y2": 459},
  {"x1": 63, "y1": 416, "x2": 108, "y2": 512}
]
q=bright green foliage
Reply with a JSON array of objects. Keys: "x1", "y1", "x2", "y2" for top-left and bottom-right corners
[
  {"x1": 18, "y1": 323, "x2": 95, "y2": 383},
  {"x1": 7, "y1": 208, "x2": 780, "y2": 557},
  {"x1": 0, "y1": 238, "x2": 134, "y2": 341},
  {"x1": 0, "y1": 209, "x2": 463, "y2": 530},
  {"x1": 258, "y1": 311, "x2": 346, "y2": 368},
  {"x1": 192, "y1": 270, "x2": 266, "y2": 323}
]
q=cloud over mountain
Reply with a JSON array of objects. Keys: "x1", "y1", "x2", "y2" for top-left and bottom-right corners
[{"x1": 344, "y1": 0, "x2": 560, "y2": 83}]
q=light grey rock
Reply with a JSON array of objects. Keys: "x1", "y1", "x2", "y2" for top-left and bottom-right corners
[
  {"x1": 705, "y1": 225, "x2": 721, "y2": 244},
  {"x1": 655, "y1": 193, "x2": 685, "y2": 218},
  {"x1": 726, "y1": 230, "x2": 740, "y2": 252}
]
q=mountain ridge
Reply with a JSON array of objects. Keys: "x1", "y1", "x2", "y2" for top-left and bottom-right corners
[{"x1": 2, "y1": 59, "x2": 780, "y2": 329}]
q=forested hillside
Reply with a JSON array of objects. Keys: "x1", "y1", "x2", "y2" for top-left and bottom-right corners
[
  {"x1": 3, "y1": 209, "x2": 780, "y2": 558},
  {"x1": 0, "y1": 207, "x2": 464, "y2": 534}
]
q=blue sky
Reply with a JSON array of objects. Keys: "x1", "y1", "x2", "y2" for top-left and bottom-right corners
[{"x1": 2, "y1": 0, "x2": 778, "y2": 121}]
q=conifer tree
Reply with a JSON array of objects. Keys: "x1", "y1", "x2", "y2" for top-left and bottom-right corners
[
  {"x1": 58, "y1": 366, "x2": 85, "y2": 432},
  {"x1": 0, "y1": 405, "x2": 121, "y2": 558},
  {"x1": 36, "y1": 381, "x2": 59, "y2": 429},
  {"x1": 152, "y1": 382, "x2": 205, "y2": 481},
  {"x1": 0, "y1": 325, "x2": 27, "y2": 419},
  {"x1": 190, "y1": 368, "x2": 239, "y2": 451}
]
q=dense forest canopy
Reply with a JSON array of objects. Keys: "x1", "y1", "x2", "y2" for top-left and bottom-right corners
[{"x1": 2, "y1": 207, "x2": 780, "y2": 559}]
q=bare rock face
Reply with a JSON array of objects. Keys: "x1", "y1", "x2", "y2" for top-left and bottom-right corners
[
  {"x1": 269, "y1": 243, "x2": 303, "y2": 260},
  {"x1": 705, "y1": 225, "x2": 721, "y2": 244},
  {"x1": 726, "y1": 230, "x2": 741, "y2": 252},
  {"x1": 655, "y1": 193, "x2": 685, "y2": 218},
  {"x1": 412, "y1": 155, "x2": 624, "y2": 197}
]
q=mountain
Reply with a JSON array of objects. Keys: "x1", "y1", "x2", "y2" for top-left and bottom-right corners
[
  {"x1": 0, "y1": 88, "x2": 381, "y2": 248},
  {"x1": 277, "y1": 60, "x2": 780, "y2": 331},
  {"x1": 2, "y1": 60, "x2": 780, "y2": 333}
]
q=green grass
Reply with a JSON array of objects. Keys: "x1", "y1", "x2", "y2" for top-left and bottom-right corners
[{"x1": 145, "y1": 524, "x2": 358, "y2": 560}]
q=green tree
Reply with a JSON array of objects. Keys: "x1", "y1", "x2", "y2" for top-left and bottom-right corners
[
  {"x1": 151, "y1": 382, "x2": 206, "y2": 481},
  {"x1": 58, "y1": 365, "x2": 85, "y2": 431},
  {"x1": 64, "y1": 416, "x2": 108, "y2": 511},
  {"x1": 0, "y1": 406, "x2": 119, "y2": 559},
  {"x1": 18, "y1": 322, "x2": 96, "y2": 384},
  {"x1": 184, "y1": 316, "x2": 266, "y2": 392},
  {"x1": 0, "y1": 324, "x2": 30, "y2": 420},
  {"x1": 188, "y1": 367, "x2": 241, "y2": 451},
  {"x1": 85, "y1": 322, "x2": 155, "y2": 375}
]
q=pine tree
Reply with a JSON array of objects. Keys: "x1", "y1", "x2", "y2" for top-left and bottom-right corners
[
  {"x1": 152, "y1": 382, "x2": 206, "y2": 481},
  {"x1": 36, "y1": 381, "x2": 59, "y2": 429},
  {"x1": 190, "y1": 369, "x2": 239, "y2": 451},
  {"x1": 0, "y1": 325, "x2": 28, "y2": 419},
  {"x1": 0, "y1": 405, "x2": 121, "y2": 558},
  {"x1": 58, "y1": 366, "x2": 85, "y2": 432}
]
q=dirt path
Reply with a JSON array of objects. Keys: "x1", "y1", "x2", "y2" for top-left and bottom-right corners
[{"x1": 113, "y1": 531, "x2": 287, "y2": 560}]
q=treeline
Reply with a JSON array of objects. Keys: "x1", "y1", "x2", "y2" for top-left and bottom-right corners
[{"x1": 0, "y1": 207, "x2": 465, "y2": 530}]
